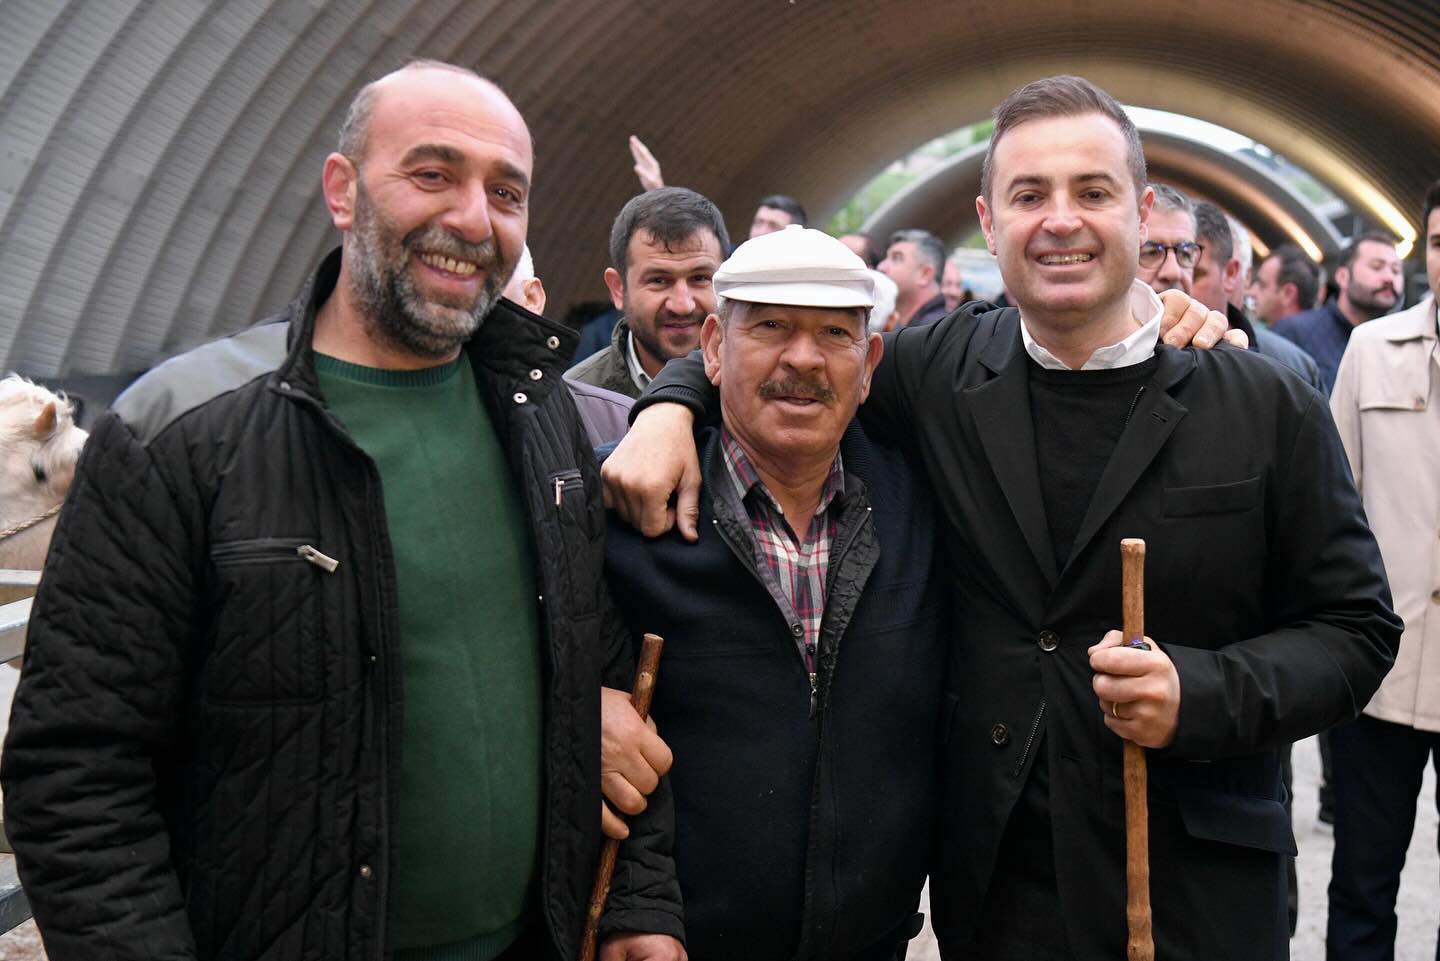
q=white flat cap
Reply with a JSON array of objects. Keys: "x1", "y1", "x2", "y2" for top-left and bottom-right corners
[{"x1": 714, "y1": 224, "x2": 874, "y2": 309}]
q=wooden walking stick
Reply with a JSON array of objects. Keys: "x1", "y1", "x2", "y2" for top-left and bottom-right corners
[
  {"x1": 580, "y1": 632, "x2": 666, "y2": 961},
  {"x1": 1121, "y1": 538, "x2": 1154, "y2": 961}
]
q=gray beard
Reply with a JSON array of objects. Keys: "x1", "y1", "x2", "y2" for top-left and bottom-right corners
[{"x1": 345, "y1": 194, "x2": 507, "y2": 360}]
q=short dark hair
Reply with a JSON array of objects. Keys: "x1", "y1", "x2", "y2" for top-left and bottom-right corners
[
  {"x1": 1192, "y1": 201, "x2": 1234, "y2": 264},
  {"x1": 1424, "y1": 179, "x2": 1440, "y2": 238},
  {"x1": 1339, "y1": 230, "x2": 1397, "y2": 269},
  {"x1": 889, "y1": 229, "x2": 946, "y2": 284},
  {"x1": 1266, "y1": 244, "x2": 1321, "y2": 309},
  {"x1": 756, "y1": 194, "x2": 808, "y2": 227},
  {"x1": 609, "y1": 187, "x2": 730, "y2": 275},
  {"x1": 982, "y1": 75, "x2": 1146, "y2": 201}
]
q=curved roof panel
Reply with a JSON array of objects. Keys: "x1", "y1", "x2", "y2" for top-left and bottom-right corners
[{"x1": 3, "y1": 0, "x2": 1437, "y2": 376}]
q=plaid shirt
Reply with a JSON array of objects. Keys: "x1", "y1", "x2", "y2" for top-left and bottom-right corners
[{"x1": 719, "y1": 427, "x2": 845, "y2": 677}]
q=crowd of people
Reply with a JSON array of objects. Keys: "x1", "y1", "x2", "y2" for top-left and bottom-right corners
[{"x1": 1, "y1": 56, "x2": 1436, "y2": 961}]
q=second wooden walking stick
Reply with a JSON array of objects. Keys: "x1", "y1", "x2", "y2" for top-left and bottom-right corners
[
  {"x1": 579, "y1": 632, "x2": 666, "y2": 961},
  {"x1": 1121, "y1": 538, "x2": 1154, "y2": 961}
]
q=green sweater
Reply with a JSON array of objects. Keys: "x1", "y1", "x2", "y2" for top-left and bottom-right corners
[{"x1": 317, "y1": 354, "x2": 543, "y2": 961}]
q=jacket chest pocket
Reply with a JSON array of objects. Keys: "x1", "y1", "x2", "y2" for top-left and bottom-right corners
[
  {"x1": 1162, "y1": 476, "x2": 1260, "y2": 517},
  {"x1": 204, "y1": 537, "x2": 333, "y2": 705}
]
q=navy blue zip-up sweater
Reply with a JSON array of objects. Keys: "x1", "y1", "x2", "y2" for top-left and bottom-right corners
[{"x1": 602, "y1": 421, "x2": 948, "y2": 961}]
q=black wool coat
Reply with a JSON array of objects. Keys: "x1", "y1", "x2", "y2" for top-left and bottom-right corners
[{"x1": 638, "y1": 304, "x2": 1400, "y2": 961}]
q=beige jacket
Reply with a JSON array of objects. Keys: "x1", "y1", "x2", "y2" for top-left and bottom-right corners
[{"x1": 1331, "y1": 295, "x2": 1440, "y2": 731}]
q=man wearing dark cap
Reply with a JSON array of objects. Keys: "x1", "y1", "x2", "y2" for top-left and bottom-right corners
[{"x1": 599, "y1": 226, "x2": 945, "y2": 961}]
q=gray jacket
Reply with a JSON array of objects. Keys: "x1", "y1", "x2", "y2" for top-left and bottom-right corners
[{"x1": 566, "y1": 316, "x2": 642, "y2": 399}]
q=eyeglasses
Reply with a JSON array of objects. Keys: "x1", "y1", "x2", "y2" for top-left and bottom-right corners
[{"x1": 1139, "y1": 241, "x2": 1203, "y2": 270}]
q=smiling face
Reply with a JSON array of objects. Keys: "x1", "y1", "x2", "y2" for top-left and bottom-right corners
[
  {"x1": 325, "y1": 66, "x2": 532, "y2": 359},
  {"x1": 703, "y1": 302, "x2": 882, "y2": 473},
  {"x1": 605, "y1": 228, "x2": 723, "y2": 377},
  {"x1": 977, "y1": 112, "x2": 1151, "y2": 341}
]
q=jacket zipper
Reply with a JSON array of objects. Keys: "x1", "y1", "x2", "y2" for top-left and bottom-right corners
[
  {"x1": 209, "y1": 536, "x2": 309, "y2": 562},
  {"x1": 279, "y1": 388, "x2": 391, "y2": 960},
  {"x1": 712, "y1": 505, "x2": 872, "y2": 719},
  {"x1": 813, "y1": 506, "x2": 873, "y2": 718},
  {"x1": 1013, "y1": 698, "x2": 1047, "y2": 777},
  {"x1": 297, "y1": 544, "x2": 339, "y2": 572},
  {"x1": 550, "y1": 468, "x2": 583, "y2": 509}
]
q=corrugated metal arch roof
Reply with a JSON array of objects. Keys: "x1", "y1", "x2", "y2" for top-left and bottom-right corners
[{"x1": 3, "y1": 0, "x2": 1438, "y2": 376}]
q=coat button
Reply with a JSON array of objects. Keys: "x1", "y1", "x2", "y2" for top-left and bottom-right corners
[
  {"x1": 513, "y1": 392, "x2": 528, "y2": 404},
  {"x1": 1038, "y1": 630, "x2": 1059, "y2": 652},
  {"x1": 529, "y1": 368, "x2": 543, "y2": 381},
  {"x1": 991, "y1": 723, "x2": 1010, "y2": 746},
  {"x1": 546, "y1": 336, "x2": 561, "y2": 350},
  {"x1": 358, "y1": 864, "x2": 373, "y2": 880}
]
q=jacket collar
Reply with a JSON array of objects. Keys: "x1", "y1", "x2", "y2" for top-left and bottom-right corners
[
  {"x1": 271, "y1": 247, "x2": 580, "y2": 405},
  {"x1": 970, "y1": 309, "x2": 1194, "y2": 594},
  {"x1": 1380, "y1": 295, "x2": 1438, "y2": 343},
  {"x1": 1227, "y1": 302, "x2": 1258, "y2": 349}
]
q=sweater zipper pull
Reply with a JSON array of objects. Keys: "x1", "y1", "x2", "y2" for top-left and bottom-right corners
[
  {"x1": 297, "y1": 544, "x2": 339, "y2": 573},
  {"x1": 809, "y1": 672, "x2": 818, "y2": 719}
]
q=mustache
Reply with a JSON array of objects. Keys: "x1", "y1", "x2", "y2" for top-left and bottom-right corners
[
  {"x1": 655, "y1": 306, "x2": 707, "y2": 325},
  {"x1": 405, "y1": 224, "x2": 500, "y2": 270},
  {"x1": 758, "y1": 377, "x2": 836, "y2": 402}
]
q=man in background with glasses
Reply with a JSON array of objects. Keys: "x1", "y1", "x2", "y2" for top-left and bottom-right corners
[{"x1": 1136, "y1": 183, "x2": 1203, "y2": 296}]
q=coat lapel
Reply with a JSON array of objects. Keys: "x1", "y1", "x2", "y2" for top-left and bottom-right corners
[
  {"x1": 966, "y1": 322, "x2": 1060, "y2": 588},
  {"x1": 1066, "y1": 346, "x2": 1195, "y2": 566}
]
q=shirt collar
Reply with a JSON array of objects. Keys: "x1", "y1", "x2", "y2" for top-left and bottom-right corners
[
  {"x1": 719, "y1": 425, "x2": 845, "y2": 519},
  {"x1": 1020, "y1": 280, "x2": 1164, "y2": 371},
  {"x1": 625, "y1": 327, "x2": 653, "y2": 391}
]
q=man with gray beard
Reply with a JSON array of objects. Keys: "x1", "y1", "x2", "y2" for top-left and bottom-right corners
[{"x1": 2, "y1": 60, "x2": 636, "y2": 961}]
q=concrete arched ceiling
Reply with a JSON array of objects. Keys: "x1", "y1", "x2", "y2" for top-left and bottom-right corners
[
  {"x1": 3, "y1": 0, "x2": 1438, "y2": 377},
  {"x1": 863, "y1": 129, "x2": 1347, "y2": 259}
]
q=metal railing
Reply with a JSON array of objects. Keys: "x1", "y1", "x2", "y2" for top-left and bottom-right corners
[{"x1": 0, "y1": 570, "x2": 38, "y2": 937}]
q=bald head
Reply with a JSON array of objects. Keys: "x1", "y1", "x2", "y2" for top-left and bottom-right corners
[
  {"x1": 318, "y1": 59, "x2": 534, "y2": 364},
  {"x1": 338, "y1": 60, "x2": 530, "y2": 166}
]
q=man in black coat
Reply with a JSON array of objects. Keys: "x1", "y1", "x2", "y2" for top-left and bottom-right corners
[
  {"x1": 3, "y1": 61, "x2": 630, "y2": 961},
  {"x1": 605, "y1": 76, "x2": 1400, "y2": 960}
]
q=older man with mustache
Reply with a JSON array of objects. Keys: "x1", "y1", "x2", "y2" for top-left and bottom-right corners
[{"x1": 598, "y1": 226, "x2": 948, "y2": 961}]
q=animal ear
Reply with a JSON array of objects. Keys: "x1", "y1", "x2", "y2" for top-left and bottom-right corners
[{"x1": 33, "y1": 401, "x2": 57, "y2": 438}]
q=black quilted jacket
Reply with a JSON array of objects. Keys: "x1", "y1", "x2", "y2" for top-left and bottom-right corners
[{"x1": 2, "y1": 250, "x2": 632, "y2": 961}]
